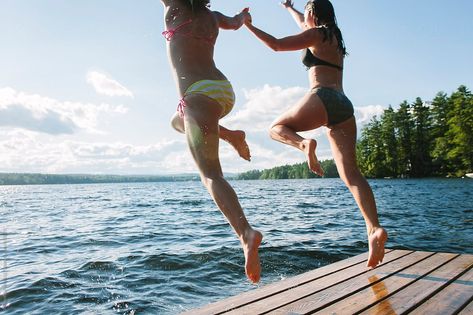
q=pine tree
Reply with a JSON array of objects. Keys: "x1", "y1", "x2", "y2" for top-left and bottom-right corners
[
  {"x1": 395, "y1": 101, "x2": 414, "y2": 177},
  {"x1": 411, "y1": 97, "x2": 433, "y2": 177},
  {"x1": 359, "y1": 117, "x2": 387, "y2": 177},
  {"x1": 430, "y1": 92, "x2": 452, "y2": 175},
  {"x1": 380, "y1": 106, "x2": 399, "y2": 177},
  {"x1": 446, "y1": 86, "x2": 473, "y2": 176}
]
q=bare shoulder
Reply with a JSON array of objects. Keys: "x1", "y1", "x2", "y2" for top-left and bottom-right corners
[
  {"x1": 210, "y1": 10, "x2": 237, "y2": 30},
  {"x1": 308, "y1": 27, "x2": 325, "y2": 43},
  {"x1": 212, "y1": 10, "x2": 226, "y2": 22}
]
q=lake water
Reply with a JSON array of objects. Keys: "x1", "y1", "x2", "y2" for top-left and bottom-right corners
[{"x1": 1, "y1": 178, "x2": 472, "y2": 314}]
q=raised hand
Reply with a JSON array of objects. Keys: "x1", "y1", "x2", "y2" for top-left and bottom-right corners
[
  {"x1": 281, "y1": 0, "x2": 294, "y2": 8},
  {"x1": 240, "y1": 7, "x2": 252, "y2": 26}
]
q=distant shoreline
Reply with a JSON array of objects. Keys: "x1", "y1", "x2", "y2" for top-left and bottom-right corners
[
  {"x1": 0, "y1": 173, "x2": 203, "y2": 186},
  {"x1": 0, "y1": 172, "x2": 467, "y2": 186}
]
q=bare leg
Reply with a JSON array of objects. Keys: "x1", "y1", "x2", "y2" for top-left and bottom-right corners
[
  {"x1": 171, "y1": 112, "x2": 251, "y2": 161},
  {"x1": 182, "y1": 94, "x2": 262, "y2": 283},
  {"x1": 269, "y1": 92, "x2": 328, "y2": 176},
  {"x1": 327, "y1": 117, "x2": 388, "y2": 268}
]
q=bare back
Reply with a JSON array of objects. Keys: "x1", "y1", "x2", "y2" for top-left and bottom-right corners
[
  {"x1": 307, "y1": 29, "x2": 344, "y2": 92},
  {"x1": 162, "y1": 0, "x2": 227, "y2": 96}
]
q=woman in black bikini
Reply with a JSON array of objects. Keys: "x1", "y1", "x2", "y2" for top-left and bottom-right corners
[{"x1": 244, "y1": 0, "x2": 387, "y2": 268}]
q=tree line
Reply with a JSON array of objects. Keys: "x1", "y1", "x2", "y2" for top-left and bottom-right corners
[
  {"x1": 237, "y1": 160, "x2": 338, "y2": 180},
  {"x1": 357, "y1": 85, "x2": 473, "y2": 178}
]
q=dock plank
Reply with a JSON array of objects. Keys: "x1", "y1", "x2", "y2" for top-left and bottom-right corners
[
  {"x1": 224, "y1": 250, "x2": 410, "y2": 314},
  {"x1": 409, "y1": 263, "x2": 473, "y2": 314},
  {"x1": 359, "y1": 254, "x2": 473, "y2": 315},
  {"x1": 315, "y1": 252, "x2": 456, "y2": 315},
  {"x1": 184, "y1": 249, "x2": 395, "y2": 315},
  {"x1": 458, "y1": 299, "x2": 473, "y2": 315},
  {"x1": 183, "y1": 251, "x2": 473, "y2": 315},
  {"x1": 271, "y1": 251, "x2": 447, "y2": 314}
]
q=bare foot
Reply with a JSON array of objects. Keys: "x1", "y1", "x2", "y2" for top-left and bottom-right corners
[
  {"x1": 302, "y1": 139, "x2": 324, "y2": 176},
  {"x1": 241, "y1": 229, "x2": 263, "y2": 283},
  {"x1": 223, "y1": 130, "x2": 251, "y2": 161},
  {"x1": 367, "y1": 227, "x2": 388, "y2": 268}
]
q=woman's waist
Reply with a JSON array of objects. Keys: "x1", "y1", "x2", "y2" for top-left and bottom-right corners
[
  {"x1": 308, "y1": 69, "x2": 343, "y2": 90},
  {"x1": 309, "y1": 82, "x2": 344, "y2": 94}
]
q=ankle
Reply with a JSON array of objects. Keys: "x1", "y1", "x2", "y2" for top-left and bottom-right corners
[
  {"x1": 240, "y1": 228, "x2": 253, "y2": 243},
  {"x1": 367, "y1": 225, "x2": 382, "y2": 236},
  {"x1": 300, "y1": 138, "x2": 309, "y2": 150}
]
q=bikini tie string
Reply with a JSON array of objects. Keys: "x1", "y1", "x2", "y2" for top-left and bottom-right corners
[
  {"x1": 177, "y1": 98, "x2": 186, "y2": 118},
  {"x1": 161, "y1": 30, "x2": 175, "y2": 41},
  {"x1": 162, "y1": 19, "x2": 193, "y2": 41}
]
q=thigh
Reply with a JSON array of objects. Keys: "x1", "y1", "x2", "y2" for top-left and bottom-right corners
[
  {"x1": 271, "y1": 91, "x2": 328, "y2": 132},
  {"x1": 183, "y1": 93, "x2": 224, "y2": 177},
  {"x1": 326, "y1": 117, "x2": 358, "y2": 178}
]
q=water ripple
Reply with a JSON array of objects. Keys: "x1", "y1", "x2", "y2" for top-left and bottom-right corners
[{"x1": 1, "y1": 179, "x2": 472, "y2": 314}]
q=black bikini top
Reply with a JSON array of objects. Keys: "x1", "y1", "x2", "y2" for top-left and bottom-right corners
[{"x1": 302, "y1": 48, "x2": 343, "y2": 70}]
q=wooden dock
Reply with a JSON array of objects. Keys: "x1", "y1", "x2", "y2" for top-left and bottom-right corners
[{"x1": 184, "y1": 249, "x2": 473, "y2": 314}]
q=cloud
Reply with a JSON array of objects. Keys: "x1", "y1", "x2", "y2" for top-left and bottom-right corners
[
  {"x1": 0, "y1": 84, "x2": 387, "y2": 175},
  {"x1": 0, "y1": 129, "x2": 193, "y2": 174},
  {"x1": 0, "y1": 128, "x2": 328, "y2": 175},
  {"x1": 222, "y1": 84, "x2": 307, "y2": 132},
  {"x1": 61, "y1": 139, "x2": 194, "y2": 173},
  {"x1": 0, "y1": 130, "x2": 297, "y2": 174},
  {"x1": 0, "y1": 104, "x2": 76, "y2": 134},
  {"x1": 354, "y1": 104, "x2": 385, "y2": 125},
  {"x1": 0, "y1": 87, "x2": 128, "y2": 134},
  {"x1": 86, "y1": 71, "x2": 133, "y2": 97}
]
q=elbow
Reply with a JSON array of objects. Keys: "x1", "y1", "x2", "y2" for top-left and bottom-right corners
[
  {"x1": 267, "y1": 37, "x2": 284, "y2": 51},
  {"x1": 269, "y1": 42, "x2": 282, "y2": 51}
]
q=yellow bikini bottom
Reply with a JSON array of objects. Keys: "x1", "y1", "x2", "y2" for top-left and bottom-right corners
[{"x1": 177, "y1": 80, "x2": 235, "y2": 118}]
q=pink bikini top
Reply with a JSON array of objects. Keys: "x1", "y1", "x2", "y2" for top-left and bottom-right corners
[
  {"x1": 162, "y1": 19, "x2": 214, "y2": 44},
  {"x1": 162, "y1": 19, "x2": 193, "y2": 41}
]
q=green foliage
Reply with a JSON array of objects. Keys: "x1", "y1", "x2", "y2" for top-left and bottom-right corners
[
  {"x1": 237, "y1": 160, "x2": 338, "y2": 180},
  {"x1": 430, "y1": 92, "x2": 452, "y2": 174},
  {"x1": 357, "y1": 118, "x2": 386, "y2": 177},
  {"x1": 411, "y1": 97, "x2": 433, "y2": 177},
  {"x1": 357, "y1": 85, "x2": 473, "y2": 178}
]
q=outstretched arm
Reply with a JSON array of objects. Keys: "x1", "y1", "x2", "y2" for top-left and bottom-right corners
[
  {"x1": 282, "y1": 0, "x2": 305, "y2": 30},
  {"x1": 214, "y1": 8, "x2": 250, "y2": 30},
  {"x1": 245, "y1": 21, "x2": 316, "y2": 52}
]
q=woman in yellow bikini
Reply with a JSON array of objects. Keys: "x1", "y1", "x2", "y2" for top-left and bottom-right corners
[
  {"x1": 161, "y1": 0, "x2": 262, "y2": 283},
  {"x1": 244, "y1": 0, "x2": 387, "y2": 268}
]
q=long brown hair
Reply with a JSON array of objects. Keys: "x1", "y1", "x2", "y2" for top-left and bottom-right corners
[
  {"x1": 305, "y1": 0, "x2": 347, "y2": 56},
  {"x1": 187, "y1": 0, "x2": 210, "y2": 10}
]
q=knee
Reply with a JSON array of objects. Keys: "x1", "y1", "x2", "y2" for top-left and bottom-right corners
[
  {"x1": 339, "y1": 167, "x2": 364, "y2": 188},
  {"x1": 268, "y1": 124, "x2": 282, "y2": 140},
  {"x1": 200, "y1": 172, "x2": 223, "y2": 188}
]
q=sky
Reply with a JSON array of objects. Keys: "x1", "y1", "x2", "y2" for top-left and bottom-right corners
[{"x1": 1, "y1": 0, "x2": 472, "y2": 175}]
